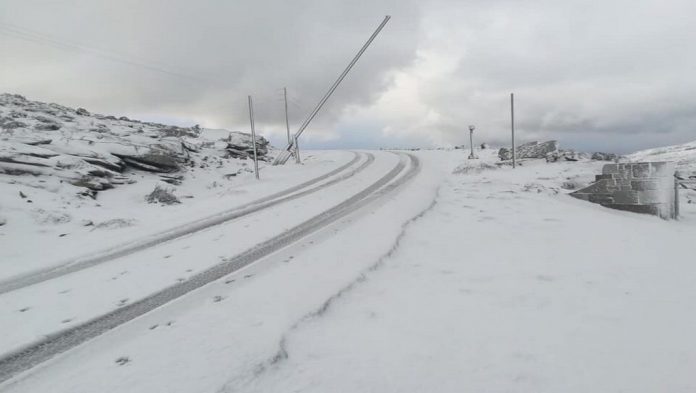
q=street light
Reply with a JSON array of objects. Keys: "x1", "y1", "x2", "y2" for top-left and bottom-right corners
[{"x1": 468, "y1": 124, "x2": 478, "y2": 159}]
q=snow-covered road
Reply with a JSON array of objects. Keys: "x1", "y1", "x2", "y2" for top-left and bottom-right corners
[
  {"x1": 0, "y1": 151, "x2": 369, "y2": 293},
  {"x1": 1, "y1": 149, "x2": 694, "y2": 393},
  {"x1": 0, "y1": 150, "x2": 422, "y2": 384}
]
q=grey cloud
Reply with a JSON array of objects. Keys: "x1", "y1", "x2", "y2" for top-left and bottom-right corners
[
  {"x1": 0, "y1": 0, "x2": 421, "y2": 133},
  {"x1": 2, "y1": 0, "x2": 695, "y2": 153}
]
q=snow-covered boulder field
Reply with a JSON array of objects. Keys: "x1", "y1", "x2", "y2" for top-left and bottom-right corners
[
  {"x1": 0, "y1": 93, "x2": 280, "y2": 274},
  {"x1": 0, "y1": 93, "x2": 269, "y2": 191}
]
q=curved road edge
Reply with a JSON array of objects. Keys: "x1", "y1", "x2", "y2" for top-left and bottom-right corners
[
  {"x1": 0, "y1": 152, "x2": 419, "y2": 385},
  {"x1": 0, "y1": 151, "x2": 370, "y2": 295}
]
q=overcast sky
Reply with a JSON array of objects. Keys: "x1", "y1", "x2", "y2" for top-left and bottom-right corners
[{"x1": 1, "y1": 0, "x2": 695, "y2": 153}]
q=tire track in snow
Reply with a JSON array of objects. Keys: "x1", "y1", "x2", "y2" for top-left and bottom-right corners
[
  {"x1": 0, "y1": 152, "x2": 416, "y2": 385},
  {"x1": 226, "y1": 184, "x2": 441, "y2": 391},
  {"x1": 0, "y1": 151, "x2": 370, "y2": 295}
]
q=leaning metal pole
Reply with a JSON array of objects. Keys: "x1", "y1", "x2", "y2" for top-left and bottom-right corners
[
  {"x1": 248, "y1": 95, "x2": 260, "y2": 180},
  {"x1": 273, "y1": 15, "x2": 391, "y2": 165}
]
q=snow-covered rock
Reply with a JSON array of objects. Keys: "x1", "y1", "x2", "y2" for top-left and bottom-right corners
[
  {"x1": 0, "y1": 93, "x2": 270, "y2": 191},
  {"x1": 498, "y1": 140, "x2": 559, "y2": 160}
]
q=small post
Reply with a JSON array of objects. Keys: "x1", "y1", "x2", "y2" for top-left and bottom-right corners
[
  {"x1": 511, "y1": 93, "x2": 516, "y2": 168},
  {"x1": 674, "y1": 175, "x2": 680, "y2": 219},
  {"x1": 294, "y1": 135, "x2": 301, "y2": 164},
  {"x1": 247, "y1": 95, "x2": 260, "y2": 180},
  {"x1": 468, "y1": 125, "x2": 477, "y2": 159}
]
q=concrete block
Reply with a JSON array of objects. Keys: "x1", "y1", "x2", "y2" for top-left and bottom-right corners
[
  {"x1": 638, "y1": 190, "x2": 666, "y2": 204},
  {"x1": 632, "y1": 163, "x2": 651, "y2": 178},
  {"x1": 651, "y1": 161, "x2": 677, "y2": 178},
  {"x1": 609, "y1": 204, "x2": 659, "y2": 215},
  {"x1": 602, "y1": 164, "x2": 620, "y2": 175},
  {"x1": 612, "y1": 190, "x2": 640, "y2": 204},
  {"x1": 589, "y1": 194, "x2": 614, "y2": 204},
  {"x1": 631, "y1": 180, "x2": 659, "y2": 191},
  {"x1": 572, "y1": 161, "x2": 677, "y2": 219}
]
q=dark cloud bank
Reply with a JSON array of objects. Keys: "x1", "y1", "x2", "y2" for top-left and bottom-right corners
[{"x1": 1, "y1": 0, "x2": 694, "y2": 153}]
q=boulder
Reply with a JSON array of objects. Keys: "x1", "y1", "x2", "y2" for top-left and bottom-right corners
[
  {"x1": 498, "y1": 140, "x2": 559, "y2": 161},
  {"x1": 498, "y1": 147, "x2": 512, "y2": 160},
  {"x1": 546, "y1": 149, "x2": 579, "y2": 162},
  {"x1": 592, "y1": 152, "x2": 619, "y2": 161},
  {"x1": 146, "y1": 185, "x2": 180, "y2": 205}
]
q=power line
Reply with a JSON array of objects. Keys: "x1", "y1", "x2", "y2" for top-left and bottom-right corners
[{"x1": 0, "y1": 22, "x2": 205, "y2": 82}]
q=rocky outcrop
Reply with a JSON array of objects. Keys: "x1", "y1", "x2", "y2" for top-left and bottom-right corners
[
  {"x1": 498, "y1": 140, "x2": 559, "y2": 161},
  {"x1": 591, "y1": 152, "x2": 619, "y2": 161},
  {"x1": 0, "y1": 93, "x2": 270, "y2": 191}
]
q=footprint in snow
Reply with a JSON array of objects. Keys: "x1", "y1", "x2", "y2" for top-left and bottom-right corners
[
  {"x1": 118, "y1": 298, "x2": 129, "y2": 306},
  {"x1": 244, "y1": 274, "x2": 254, "y2": 279},
  {"x1": 18, "y1": 307, "x2": 31, "y2": 312},
  {"x1": 58, "y1": 289, "x2": 71, "y2": 294},
  {"x1": 224, "y1": 279, "x2": 236, "y2": 284},
  {"x1": 213, "y1": 295, "x2": 225, "y2": 303},
  {"x1": 61, "y1": 318, "x2": 73, "y2": 324},
  {"x1": 115, "y1": 356, "x2": 131, "y2": 366}
]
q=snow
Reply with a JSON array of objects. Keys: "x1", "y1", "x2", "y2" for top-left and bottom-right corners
[
  {"x1": 1, "y1": 144, "x2": 695, "y2": 392},
  {"x1": 0, "y1": 151, "x2": 398, "y2": 356},
  {"x1": 0, "y1": 150, "x2": 356, "y2": 279},
  {"x1": 628, "y1": 139, "x2": 696, "y2": 176}
]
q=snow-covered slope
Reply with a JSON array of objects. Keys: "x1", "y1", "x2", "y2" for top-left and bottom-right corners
[
  {"x1": 0, "y1": 93, "x2": 269, "y2": 191},
  {"x1": 627, "y1": 139, "x2": 696, "y2": 176}
]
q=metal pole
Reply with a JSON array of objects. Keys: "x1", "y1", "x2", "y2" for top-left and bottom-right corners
[
  {"x1": 294, "y1": 135, "x2": 301, "y2": 164},
  {"x1": 511, "y1": 93, "x2": 516, "y2": 168},
  {"x1": 469, "y1": 129, "x2": 474, "y2": 158},
  {"x1": 284, "y1": 87, "x2": 291, "y2": 146},
  {"x1": 273, "y1": 15, "x2": 391, "y2": 165},
  {"x1": 247, "y1": 95, "x2": 260, "y2": 180},
  {"x1": 674, "y1": 175, "x2": 680, "y2": 219}
]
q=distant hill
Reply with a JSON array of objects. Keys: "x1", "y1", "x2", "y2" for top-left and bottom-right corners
[{"x1": 628, "y1": 139, "x2": 696, "y2": 177}]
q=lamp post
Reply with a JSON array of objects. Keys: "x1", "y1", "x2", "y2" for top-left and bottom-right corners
[{"x1": 468, "y1": 124, "x2": 478, "y2": 159}]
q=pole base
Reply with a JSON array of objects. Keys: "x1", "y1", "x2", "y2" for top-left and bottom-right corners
[{"x1": 468, "y1": 154, "x2": 478, "y2": 159}]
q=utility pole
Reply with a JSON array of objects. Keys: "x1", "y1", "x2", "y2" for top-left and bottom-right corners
[
  {"x1": 511, "y1": 93, "x2": 516, "y2": 168},
  {"x1": 247, "y1": 95, "x2": 260, "y2": 180},
  {"x1": 468, "y1": 125, "x2": 477, "y2": 159},
  {"x1": 283, "y1": 87, "x2": 291, "y2": 146},
  {"x1": 294, "y1": 135, "x2": 301, "y2": 164},
  {"x1": 272, "y1": 15, "x2": 392, "y2": 165}
]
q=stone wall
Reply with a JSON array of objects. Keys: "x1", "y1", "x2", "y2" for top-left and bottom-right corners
[{"x1": 571, "y1": 162, "x2": 676, "y2": 219}]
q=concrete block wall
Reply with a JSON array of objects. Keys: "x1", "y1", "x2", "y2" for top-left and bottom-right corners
[{"x1": 572, "y1": 162, "x2": 676, "y2": 219}]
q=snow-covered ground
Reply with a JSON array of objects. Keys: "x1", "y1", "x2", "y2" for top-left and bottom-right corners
[
  {"x1": 0, "y1": 149, "x2": 355, "y2": 279},
  {"x1": 1, "y1": 145, "x2": 694, "y2": 392}
]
